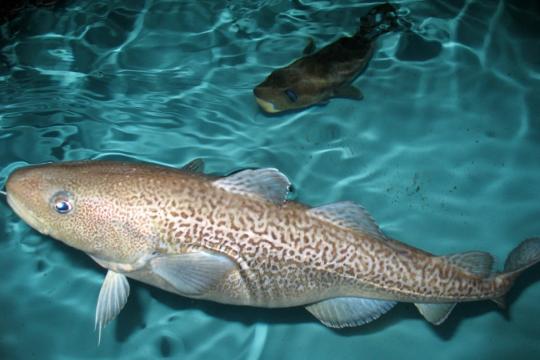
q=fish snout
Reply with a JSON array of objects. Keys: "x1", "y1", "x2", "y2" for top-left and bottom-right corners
[
  {"x1": 253, "y1": 85, "x2": 281, "y2": 113},
  {"x1": 253, "y1": 88, "x2": 281, "y2": 114},
  {"x1": 6, "y1": 167, "x2": 38, "y2": 198},
  {"x1": 5, "y1": 166, "x2": 53, "y2": 235},
  {"x1": 253, "y1": 86, "x2": 262, "y2": 98}
]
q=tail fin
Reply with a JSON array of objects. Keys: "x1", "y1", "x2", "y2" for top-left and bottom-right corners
[
  {"x1": 416, "y1": 238, "x2": 540, "y2": 324},
  {"x1": 504, "y1": 237, "x2": 540, "y2": 273},
  {"x1": 356, "y1": 3, "x2": 401, "y2": 40},
  {"x1": 493, "y1": 237, "x2": 540, "y2": 307}
]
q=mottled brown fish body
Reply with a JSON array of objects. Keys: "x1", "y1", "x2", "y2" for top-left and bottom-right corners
[
  {"x1": 141, "y1": 174, "x2": 511, "y2": 307},
  {"x1": 7, "y1": 161, "x2": 512, "y2": 308}
]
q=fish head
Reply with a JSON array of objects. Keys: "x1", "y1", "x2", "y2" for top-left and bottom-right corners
[
  {"x1": 253, "y1": 64, "x2": 329, "y2": 113},
  {"x1": 6, "y1": 161, "x2": 157, "y2": 264}
]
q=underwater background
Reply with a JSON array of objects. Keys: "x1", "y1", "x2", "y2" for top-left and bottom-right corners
[{"x1": 1, "y1": 0, "x2": 539, "y2": 359}]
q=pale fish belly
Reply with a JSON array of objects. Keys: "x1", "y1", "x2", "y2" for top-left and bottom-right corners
[{"x1": 122, "y1": 255, "x2": 356, "y2": 307}]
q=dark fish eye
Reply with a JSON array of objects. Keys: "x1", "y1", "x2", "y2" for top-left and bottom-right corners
[
  {"x1": 284, "y1": 89, "x2": 298, "y2": 102},
  {"x1": 50, "y1": 191, "x2": 74, "y2": 214}
]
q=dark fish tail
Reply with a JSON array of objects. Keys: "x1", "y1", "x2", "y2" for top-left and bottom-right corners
[{"x1": 356, "y1": 3, "x2": 400, "y2": 40}]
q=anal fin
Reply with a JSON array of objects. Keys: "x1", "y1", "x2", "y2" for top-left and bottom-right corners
[
  {"x1": 414, "y1": 303, "x2": 456, "y2": 325},
  {"x1": 306, "y1": 297, "x2": 396, "y2": 328}
]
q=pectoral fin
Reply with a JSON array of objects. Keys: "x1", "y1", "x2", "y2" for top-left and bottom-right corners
[
  {"x1": 95, "y1": 270, "x2": 130, "y2": 344},
  {"x1": 151, "y1": 251, "x2": 236, "y2": 297},
  {"x1": 306, "y1": 297, "x2": 396, "y2": 328},
  {"x1": 334, "y1": 85, "x2": 364, "y2": 100}
]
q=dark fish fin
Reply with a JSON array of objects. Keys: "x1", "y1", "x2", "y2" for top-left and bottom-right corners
[
  {"x1": 414, "y1": 303, "x2": 456, "y2": 325},
  {"x1": 182, "y1": 158, "x2": 205, "y2": 173},
  {"x1": 357, "y1": 3, "x2": 400, "y2": 39},
  {"x1": 334, "y1": 85, "x2": 364, "y2": 100},
  {"x1": 441, "y1": 251, "x2": 494, "y2": 278},
  {"x1": 307, "y1": 201, "x2": 386, "y2": 240},
  {"x1": 303, "y1": 38, "x2": 316, "y2": 55},
  {"x1": 213, "y1": 168, "x2": 291, "y2": 205},
  {"x1": 491, "y1": 296, "x2": 506, "y2": 309},
  {"x1": 151, "y1": 251, "x2": 236, "y2": 296},
  {"x1": 306, "y1": 297, "x2": 396, "y2": 328}
]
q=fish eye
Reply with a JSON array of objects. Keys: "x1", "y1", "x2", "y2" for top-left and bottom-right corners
[
  {"x1": 284, "y1": 89, "x2": 298, "y2": 102},
  {"x1": 50, "y1": 191, "x2": 74, "y2": 214}
]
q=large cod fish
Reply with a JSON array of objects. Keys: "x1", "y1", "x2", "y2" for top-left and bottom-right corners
[
  {"x1": 253, "y1": 3, "x2": 403, "y2": 113},
  {"x1": 4, "y1": 160, "x2": 540, "y2": 341}
]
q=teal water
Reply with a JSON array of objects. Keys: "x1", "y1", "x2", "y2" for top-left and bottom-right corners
[{"x1": 1, "y1": 0, "x2": 540, "y2": 359}]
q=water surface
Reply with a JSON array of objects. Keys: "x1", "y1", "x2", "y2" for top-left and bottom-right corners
[{"x1": 1, "y1": 1, "x2": 539, "y2": 359}]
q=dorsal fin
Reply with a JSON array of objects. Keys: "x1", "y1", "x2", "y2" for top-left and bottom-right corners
[
  {"x1": 307, "y1": 201, "x2": 386, "y2": 240},
  {"x1": 442, "y1": 251, "x2": 494, "y2": 278},
  {"x1": 182, "y1": 158, "x2": 205, "y2": 173},
  {"x1": 213, "y1": 168, "x2": 291, "y2": 205}
]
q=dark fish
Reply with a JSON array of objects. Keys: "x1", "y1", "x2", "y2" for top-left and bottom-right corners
[{"x1": 254, "y1": 3, "x2": 402, "y2": 113}]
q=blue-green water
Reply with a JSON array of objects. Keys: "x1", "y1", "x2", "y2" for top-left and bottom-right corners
[{"x1": 1, "y1": 0, "x2": 540, "y2": 359}]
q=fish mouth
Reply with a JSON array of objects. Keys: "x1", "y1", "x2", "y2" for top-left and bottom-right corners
[
  {"x1": 6, "y1": 190, "x2": 51, "y2": 236},
  {"x1": 255, "y1": 96, "x2": 281, "y2": 114}
]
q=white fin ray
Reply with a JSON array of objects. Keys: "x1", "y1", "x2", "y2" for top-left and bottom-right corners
[
  {"x1": 308, "y1": 201, "x2": 386, "y2": 240},
  {"x1": 213, "y1": 168, "x2": 291, "y2": 205},
  {"x1": 306, "y1": 297, "x2": 396, "y2": 328},
  {"x1": 95, "y1": 270, "x2": 130, "y2": 345},
  {"x1": 151, "y1": 251, "x2": 236, "y2": 296}
]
